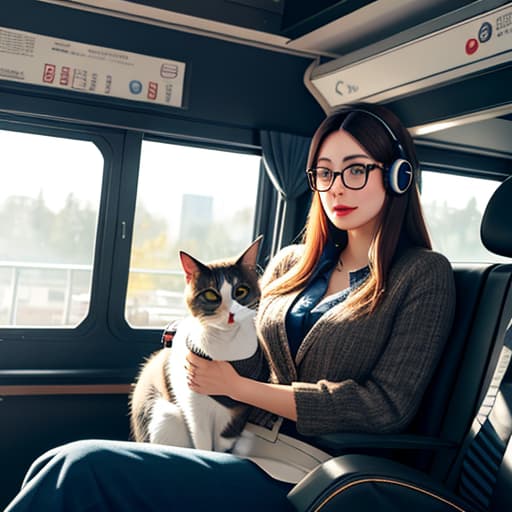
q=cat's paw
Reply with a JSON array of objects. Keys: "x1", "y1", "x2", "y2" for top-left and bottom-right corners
[{"x1": 149, "y1": 399, "x2": 192, "y2": 447}]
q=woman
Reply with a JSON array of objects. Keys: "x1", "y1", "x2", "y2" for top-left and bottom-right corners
[{"x1": 5, "y1": 103, "x2": 455, "y2": 511}]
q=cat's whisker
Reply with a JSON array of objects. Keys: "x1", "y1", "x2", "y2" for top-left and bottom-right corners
[{"x1": 250, "y1": 301, "x2": 259, "y2": 310}]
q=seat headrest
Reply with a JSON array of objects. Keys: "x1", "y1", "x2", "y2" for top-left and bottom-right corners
[{"x1": 481, "y1": 175, "x2": 512, "y2": 258}]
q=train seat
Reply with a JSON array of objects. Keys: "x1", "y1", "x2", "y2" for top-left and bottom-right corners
[{"x1": 288, "y1": 176, "x2": 512, "y2": 511}]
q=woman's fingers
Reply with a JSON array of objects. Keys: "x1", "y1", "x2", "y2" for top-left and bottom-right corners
[
  {"x1": 185, "y1": 351, "x2": 203, "y2": 369},
  {"x1": 185, "y1": 351, "x2": 204, "y2": 390}
]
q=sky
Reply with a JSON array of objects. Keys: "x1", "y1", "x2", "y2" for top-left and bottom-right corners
[
  {"x1": 0, "y1": 130, "x2": 261, "y2": 221},
  {"x1": 137, "y1": 140, "x2": 260, "y2": 222},
  {"x1": 1, "y1": 129, "x2": 104, "y2": 212},
  {"x1": 420, "y1": 170, "x2": 499, "y2": 211}
]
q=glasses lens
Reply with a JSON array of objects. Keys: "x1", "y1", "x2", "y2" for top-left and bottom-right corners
[
  {"x1": 314, "y1": 168, "x2": 333, "y2": 191},
  {"x1": 343, "y1": 164, "x2": 367, "y2": 189}
]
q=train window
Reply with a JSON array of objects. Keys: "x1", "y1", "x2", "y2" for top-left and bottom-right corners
[
  {"x1": 126, "y1": 140, "x2": 260, "y2": 328},
  {"x1": 421, "y1": 171, "x2": 507, "y2": 263},
  {"x1": 0, "y1": 129, "x2": 103, "y2": 327}
]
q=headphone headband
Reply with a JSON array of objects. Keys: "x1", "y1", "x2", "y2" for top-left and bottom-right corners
[{"x1": 339, "y1": 107, "x2": 413, "y2": 195}]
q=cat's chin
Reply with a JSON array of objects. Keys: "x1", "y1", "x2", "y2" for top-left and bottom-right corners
[
  {"x1": 196, "y1": 311, "x2": 258, "y2": 361},
  {"x1": 199, "y1": 307, "x2": 256, "y2": 330}
]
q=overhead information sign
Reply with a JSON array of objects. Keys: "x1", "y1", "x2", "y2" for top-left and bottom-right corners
[
  {"x1": 310, "y1": 3, "x2": 512, "y2": 107},
  {"x1": 0, "y1": 26, "x2": 186, "y2": 108}
]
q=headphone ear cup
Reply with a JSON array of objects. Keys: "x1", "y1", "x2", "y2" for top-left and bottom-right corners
[{"x1": 387, "y1": 159, "x2": 413, "y2": 195}]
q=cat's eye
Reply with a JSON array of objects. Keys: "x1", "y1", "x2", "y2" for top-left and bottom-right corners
[
  {"x1": 201, "y1": 289, "x2": 221, "y2": 303},
  {"x1": 234, "y1": 285, "x2": 250, "y2": 300}
]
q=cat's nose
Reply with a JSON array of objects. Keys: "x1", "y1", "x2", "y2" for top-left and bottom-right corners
[{"x1": 228, "y1": 312, "x2": 235, "y2": 324}]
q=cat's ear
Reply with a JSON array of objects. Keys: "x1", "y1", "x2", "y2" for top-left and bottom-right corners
[
  {"x1": 236, "y1": 235, "x2": 263, "y2": 268},
  {"x1": 179, "y1": 252, "x2": 206, "y2": 284}
]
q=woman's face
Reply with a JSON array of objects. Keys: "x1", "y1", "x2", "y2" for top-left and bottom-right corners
[{"x1": 316, "y1": 129, "x2": 387, "y2": 236}]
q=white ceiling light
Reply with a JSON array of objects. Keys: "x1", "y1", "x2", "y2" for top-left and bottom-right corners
[{"x1": 410, "y1": 104, "x2": 512, "y2": 136}]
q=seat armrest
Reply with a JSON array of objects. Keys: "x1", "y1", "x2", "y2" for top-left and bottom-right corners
[
  {"x1": 287, "y1": 454, "x2": 476, "y2": 512},
  {"x1": 310, "y1": 432, "x2": 456, "y2": 454}
]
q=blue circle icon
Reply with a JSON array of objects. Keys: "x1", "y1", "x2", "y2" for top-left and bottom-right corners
[
  {"x1": 129, "y1": 80, "x2": 143, "y2": 94},
  {"x1": 478, "y1": 22, "x2": 492, "y2": 43}
]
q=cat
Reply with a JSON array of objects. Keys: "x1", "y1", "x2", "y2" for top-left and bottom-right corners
[{"x1": 130, "y1": 237, "x2": 267, "y2": 452}]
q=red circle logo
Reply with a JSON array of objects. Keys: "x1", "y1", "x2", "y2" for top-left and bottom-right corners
[{"x1": 465, "y1": 38, "x2": 479, "y2": 55}]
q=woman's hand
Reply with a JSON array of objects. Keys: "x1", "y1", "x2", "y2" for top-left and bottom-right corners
[
  {"x1": 185, "y1": 351, "x2": 240, "y2": 397},
  {"x1": 185, "y1": 351, "x2": 298, "y2": 421}
]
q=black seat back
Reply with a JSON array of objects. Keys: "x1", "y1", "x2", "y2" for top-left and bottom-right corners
[
  {"x1": 449, "y1": 176, "x2": 512, "y2": 510},
  {"x1": 413, "y1": 177, "x2": 512, "y2": 484},
  {"x1": 411, "y1": 263, "x2": 495, "y2": 440},
  {"x1": 427, "y1": 265, "x2": 512, "y2": 479},
  {"x1": 456, "y1": 315, "x2": 512, "y2": 511},
  {"x1": 489, "y1": 367, "x2": 512, "y2": 511}
]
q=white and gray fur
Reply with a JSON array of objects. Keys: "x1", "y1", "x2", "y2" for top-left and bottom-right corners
[{"x1": 130, "y1": 237, "x2": 267, "y2": 452}]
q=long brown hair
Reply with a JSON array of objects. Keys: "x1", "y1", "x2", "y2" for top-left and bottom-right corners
[{"x1": 264, "y1": 102, "x2": 431, "y2": 318}]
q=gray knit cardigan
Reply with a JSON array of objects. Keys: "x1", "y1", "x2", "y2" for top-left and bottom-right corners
[{"x1": 252, "y1": 244, "x2": 456, "y2": 437}]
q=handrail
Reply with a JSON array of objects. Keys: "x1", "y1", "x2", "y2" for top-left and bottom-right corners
[{"x1": 0, "y1": 261, "x2": 92, "y2": 271}]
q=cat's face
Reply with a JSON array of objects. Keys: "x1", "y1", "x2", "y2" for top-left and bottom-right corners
[
  {"x1": 186, "y1": 262, "x2": 259, "y2": 320},
  {"x1": 179, "y1": 238, "x2": 261, "y2": 326}
]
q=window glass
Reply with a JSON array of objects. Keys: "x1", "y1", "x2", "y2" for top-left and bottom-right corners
[
  {"x1": 126, "y1": 140, "x2": 260, "y2": 328},
  {"x1": 421, "y1": 171, "x2": 507, "y2": 263},
  {"x1": 0, "y1": 129, "x2": 103, "y2": 327}
]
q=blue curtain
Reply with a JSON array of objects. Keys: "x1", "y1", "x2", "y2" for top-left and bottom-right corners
[{"x1": 260, "y1": 131, "x2": 311, "y2": 255}]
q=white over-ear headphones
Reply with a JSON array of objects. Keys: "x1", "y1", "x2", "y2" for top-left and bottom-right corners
[{"x1": 342, "y1": 108, "x2": 414, "y2": 195}]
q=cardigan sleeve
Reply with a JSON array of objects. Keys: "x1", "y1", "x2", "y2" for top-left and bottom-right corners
[{"x1": 291, "y1": 251, "x2": 456, "y2": 435}]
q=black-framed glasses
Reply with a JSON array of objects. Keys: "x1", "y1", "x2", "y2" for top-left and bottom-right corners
[{"x1": 306, "y1": 163, "x2": 385, "y2": 192}]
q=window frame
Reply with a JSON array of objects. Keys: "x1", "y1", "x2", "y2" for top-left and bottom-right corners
[
  {"x1": 0, "y1": 116, "x2": 267, "y2": 371},
  {"x1": 415, "y1": 141, "x2": 511, "y2": 182},
  {"x1": 419, "y1": 168, "x2": 507, "y2": 263},
  {"x1": 0, "y1": 115, "x2": 123, "y2": 341},
  {"x1": 0, "y1": 114, "x2": 267, "y2": 381},
  {"x1": 415, "y1": 141, "x2": 511, "y2": 265},
  {"x1": 108, "y1": 133, "x2": 263, "y2": 342}
]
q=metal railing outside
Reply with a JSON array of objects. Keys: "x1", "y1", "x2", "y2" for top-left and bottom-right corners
[{"x1": 0, "y1": 261, "x2": 185, "y2": 327}]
